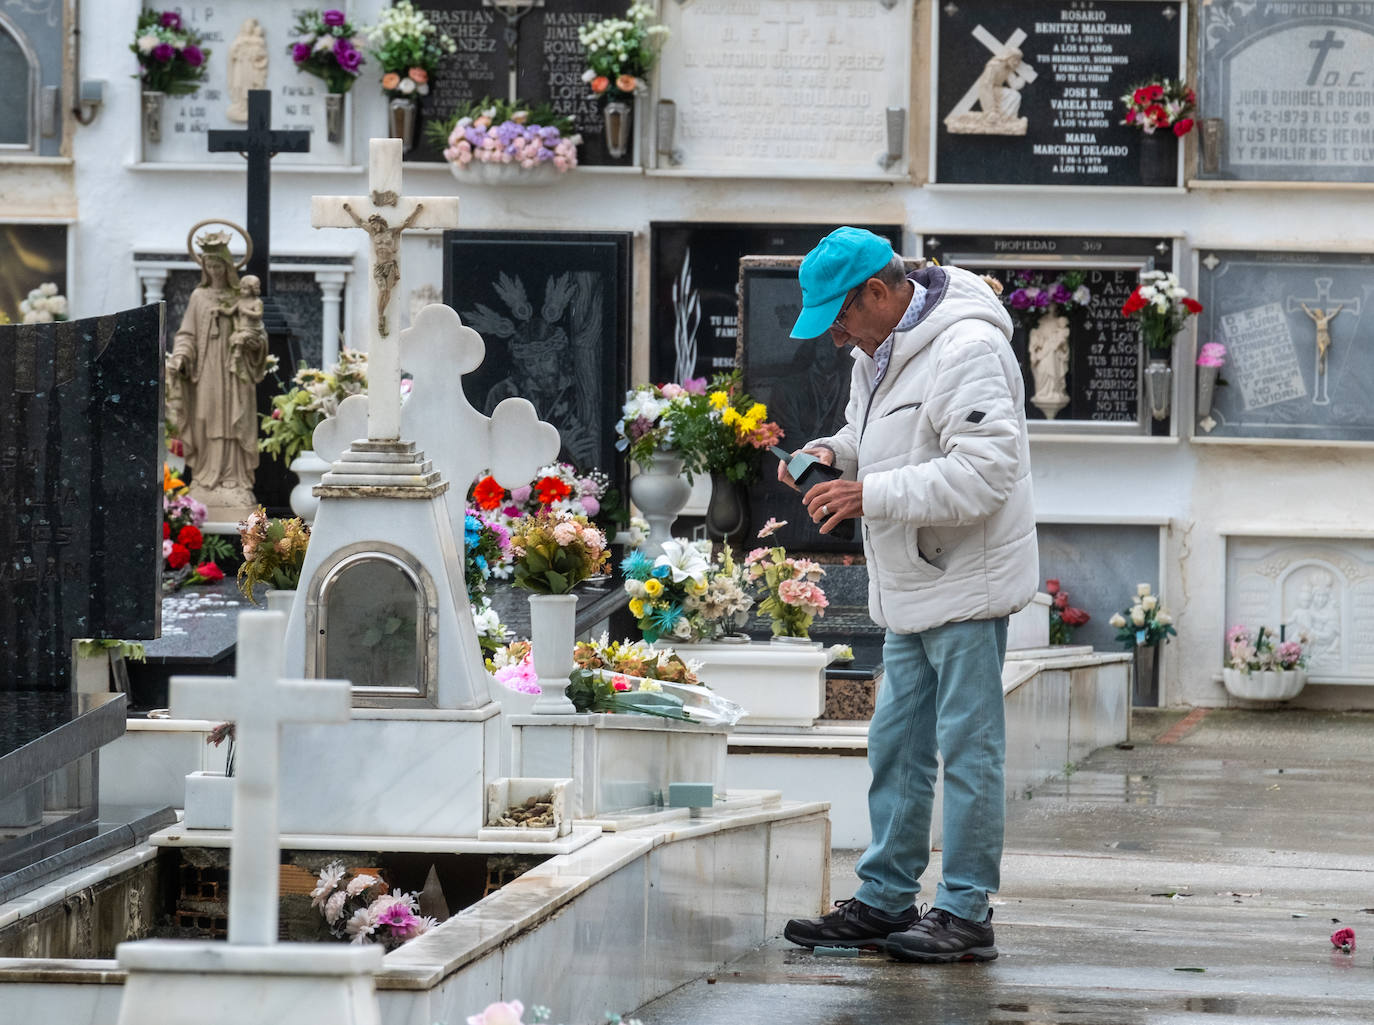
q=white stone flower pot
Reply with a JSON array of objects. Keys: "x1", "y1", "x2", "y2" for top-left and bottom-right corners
[
  {"x1": 669, "y1": 641, "x2": 829, "y2": 726},
  {"x1": 183, "y1": 770, "x2": 234, "y2": 830},
  {"x1": 479, "y1": 776, "x2": 573, "y2": 842},
  {"x1": 1222, "y1": 667, "x2": 1306, "y2": 702},
  {"x1": 288, "y1": 449, "x2": 330, "y2": 523}
]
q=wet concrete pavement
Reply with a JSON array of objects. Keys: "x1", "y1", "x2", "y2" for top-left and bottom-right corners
[{"x1": 638, "y1": 709, "x2": 1374, "y2": 1024}]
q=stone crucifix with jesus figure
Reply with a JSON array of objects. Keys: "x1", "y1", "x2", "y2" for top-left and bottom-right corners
[{"x1": 281, "y1": 137, "x2": 559, "y2": 712}]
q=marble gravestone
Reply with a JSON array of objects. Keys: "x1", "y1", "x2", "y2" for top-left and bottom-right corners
[
  {"x1": 934, "y1": 1, "x2": 1184, "y2": 186},
  {"x1": 1038, "y1": 523, "x2": 1162, "y2": 651},
  {"x1": 1196, "y1": 249, "x2": 1374, "y2": 442},
  {"x1": 925, "y1": 234, "x2": 1176, "y2": 431},
  {"x1": 1226, "y1": 535, "x2": 1374, "y2": 685},
  {"x1": 0, "y1": 305, "x2": 164, "y2": 691},
  {"x1": 649, "y1": 222, "x2": 902, "y2": 385},
  {"x1": 413, "y1": 0, "x2": 632, "y2": 166},
  {"x1": 137, "y1": 2, "x2": 350, "y2": 166},
  {"x1": 443, "y1": 230, "x2": 631, "y2": 479},
  {"x1": 655, "y1": 0, "x2": 914, "y2": 178},
  {"x1": 1198, "y1": 2, "x2": 1374, "y2": 183}
]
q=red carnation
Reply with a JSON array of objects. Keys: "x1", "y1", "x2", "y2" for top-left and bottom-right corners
[
  {"x1": 1045, "y1": 579, "x2": 1060, "y2": 595},
  {"x1": 177, "y1": 524, "x2": 203, "y2": 550},
  {"x1": 194, "y1": 562, "x2": 224, "y2": 583},
  {"x1": 1054, "y1": 591, "x2": 1070, "y2": 610},
  {"x1": 534, "y1": 475, "x2": 572, "y2": 505},
  {"x1": 1182, "y1": 297, "x2": 1204, "y2": 314},
  {"x1": 167, "y1": 543, "x2": 190, "y2": 570},
  {"x1": 163, "y1": 522, "x2": 170, "y2": 539},
  {"x1": 1332, "y1": 927, "x2": 1356, "y2": 952},
  {"x1": 1063, "y1": 606, "x2": 1091, "y2": 627},
  {"x1": 472, "y1": 475, "x2": 506, "y2": 511},
  {"x1": 1122, "y1": 288, "x2": 1148, "y2": 317},
  {"x1": 1173, "y1": 117, "x2": 1195, "y2": 137}
]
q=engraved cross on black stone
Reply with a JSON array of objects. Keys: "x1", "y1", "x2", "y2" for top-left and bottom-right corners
[{"x1": 207, "y1": 89, "x2": 311, "y2": 292}]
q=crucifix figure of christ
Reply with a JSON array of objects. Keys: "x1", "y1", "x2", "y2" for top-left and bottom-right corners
[
  {"x1": 312, "y1": 138, "x2": 460, "y2": 443},
  {"x1": 944, "y1": 25, "x2": 1038, "y2": 135},
  {"x1": 1288, "y1": 278, "x2": 1361, "y2": 407},
  {"x1": 484, "y1": 0, "x2": 544, "y2": 103},
  {"x1": 170, "y1": 612, "x2": 352, "y2": 946}
]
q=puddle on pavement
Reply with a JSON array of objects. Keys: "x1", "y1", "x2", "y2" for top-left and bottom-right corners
[{"x1": 1017, "y1": 771, "x2": 1160, "y2": 804}]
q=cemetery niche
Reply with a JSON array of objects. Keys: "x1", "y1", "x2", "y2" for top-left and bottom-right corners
[
  {"x1": 924, "y1": 233, "x2": 1177, "y2": 434},
  {"x1": 654, "y1": 0, "x2": 914, "y2": 178},
  {"x1": 1195, "y1": 249, "x2": 1374, "y2": 442},
  {"x1": 1, "y1": 224, "x2": 66, "y2": 323},
  {"x1": 1197, "y1": 2, "x2": 1374, "y2": 183},
  {"x1": 934, "y1": 0, "x2": 1185, "y2": 186},
  {"x1": 649, "y1": 222, "x2": 902, "y2": 385}
]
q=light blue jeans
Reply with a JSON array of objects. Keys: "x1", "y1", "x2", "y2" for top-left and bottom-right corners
[{"x1": 853, "y1": 617, "x2": 1008, "y2": 923}]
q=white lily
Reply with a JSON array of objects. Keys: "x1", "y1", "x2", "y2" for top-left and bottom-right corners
[{"x1": 655, "y1": 539, "x2": 709, "y2": 584}]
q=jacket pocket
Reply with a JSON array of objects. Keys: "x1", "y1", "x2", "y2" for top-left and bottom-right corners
[{"x1": 865, "y1": 519, "x2": 945, "y2": 585}]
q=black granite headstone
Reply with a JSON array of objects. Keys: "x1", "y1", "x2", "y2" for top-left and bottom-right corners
[
  {"x1": 442, "y1": 230, "x2": 632, "y2": 482},
  {"x1": 925, "y1": 234, "x2": 1175, "y2": 430},
  {"x1": 0, "y1": 305, "x2": 164, "y2": 691},
  {"x1": 649, "y1": 222, "x2": 903, "y2": 385},
  {"x1": 1198, "y1": 3, "x2": 1374, "y2": 183},
  {"x1": 415, "y1": 0, "x2": 630, "y2": 165},
  {"x1": 935, "y1": 1, "x2": 1184, "y2": 186}
]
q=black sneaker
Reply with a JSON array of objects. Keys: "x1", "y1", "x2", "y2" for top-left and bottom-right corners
[
  {"x1": 783, "y1": 898, "x2": 919, "y2": 950},
  {"x1": 885, "y1": 907, "x2": 998, "y2": 963}
]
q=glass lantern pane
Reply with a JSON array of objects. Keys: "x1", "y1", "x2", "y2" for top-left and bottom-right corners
[{"x1": 323, "y1": 559, "x2": 420, "y2": 690}]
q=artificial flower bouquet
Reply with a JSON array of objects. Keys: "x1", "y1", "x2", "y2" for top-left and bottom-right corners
[
  {"x1": 578, "y1": 1, "x2": 669, "y2": 104},
  {"x1": 469, "y1": 462, "x2": 619, "y2": 545},
  {"x1": 259, "y1": 349, "x2": 368, "y2": 465},
  {"x1": 131, "y1": 9, "x2": 209, "y2": 95},
  {"x1": 745, "y1": 546, "x2": 829, "y2": 639},
  {"x1": 20, "y1": 283, "x2": 69, "y2": 324},
  {"x1": 1046, "y1": 578, "x2": 1090, "y2": 645},
  {"x1": 621, "y1": 541, "x2": 754, "y2": 644},
  {"x1": 289, "y1": 9, "x2": 367, "y2": 93},
  {"x1": 310, "y1": 861, "x2": 435, "y2": 949},
  {"x1": 1121, "y1": 79, "x2": 1196, "y2": 136},
  {"x1": 463, "y1": 507, "x2": 512, "y2": 605},
  {"x1": 1225, "y1": 625, "x2": 1307, "y2": 674},
  {"x1": 435, "y1": 99, "x2": 581, "y2": 173},
  {"x1": 615, "y1": 380, "x2": 703, "y2": 469},
  {"x1": 162, "y1": 464, "x2": 233, "y2": 587},
  {"x1": 370, "y1": 0, "x2": 454, "y2": 100},
  {"x1": 1108, "y1": 583, "x2": 1176, "y2": 649},
  {"x1": 509, "y1": 511, "x2": 610, "y2": 594},
  {"x1": 1196, "y1": 341, "x2": 1227, "y2": 369},
  {"x1": 1121, "y1": 270, "x2": 1204, "y2": 352},
  {"x1": 236, "y1": 507, "x2": 311, "y2": 602},
  {"x1": 1003, "y1": 271, "x2": 1091, "y2": 330},
  {"x1": 671, "y1": 372, "x2": 785, "y2": 484}
]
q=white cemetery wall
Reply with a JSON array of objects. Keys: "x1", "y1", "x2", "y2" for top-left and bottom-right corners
[{"x1": 50, "y1": 1, "x2": 1374, "y2": 710}]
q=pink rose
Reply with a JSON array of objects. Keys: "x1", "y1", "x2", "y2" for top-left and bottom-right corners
[
  {"x1": 1332, "y1": 927, "x2": 1356, "y2": 952},
  {"x1": 510, "y1": 485, "x2": 532, "y2": 505},
  {"x1": 660, "y1": 383, "x2": 684, "y2": 399}
]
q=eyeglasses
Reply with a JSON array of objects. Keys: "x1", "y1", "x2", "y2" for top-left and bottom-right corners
[{"x1": 831, "y1": 289, "x2": 861, "y2": 333}]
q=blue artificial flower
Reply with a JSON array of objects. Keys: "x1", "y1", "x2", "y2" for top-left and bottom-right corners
[
  {"x1": 620, "y1": 550, "x2": 652, "y2": 580},
  {"x1": 652, "y1": 564, "x2": 672, "y2": 580},
  {"x1": 649, "y1": 602, "x2": 683, "y2": 632},
  {"x1": 475, "y1": 555, "x2": 488, "y2": 572},
  {"x1": 465, "y1": 513, "x2": 483, "y2": 533}
]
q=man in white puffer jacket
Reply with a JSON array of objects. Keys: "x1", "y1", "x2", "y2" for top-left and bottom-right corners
[{"x1": 780, "y1": 227, "x2": 1037, "y2": 963}]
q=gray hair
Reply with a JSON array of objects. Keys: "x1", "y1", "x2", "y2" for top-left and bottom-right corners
[{"x1": 874, "y1": 254, "x2": 908, "y2": 288}]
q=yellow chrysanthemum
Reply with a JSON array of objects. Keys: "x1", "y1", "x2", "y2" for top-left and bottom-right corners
[
  {"x1": 738, "y1": 415, "x2": 759, "y2": 435},
  {"x1": 629, "y1": 598, "x2": 646, "y2": 617},
  {"x1": 747, "y1": 402, "x2": 767, "y2": 420},
  {"x1": 708, "y1": 391, "x2": 729, "y2": 410},
  {"x1": 644, "y1": 578, "x2": 664, "y2": 597},
  {"x1": 721, "y1": 406, "x2": 742, "y2": 426}
]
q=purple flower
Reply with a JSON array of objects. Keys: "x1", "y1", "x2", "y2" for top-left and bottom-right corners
[
  {"x1": 464, "y1": 126, "x2": 486, "y2": 146},
  {"x1": 1051, "y1": 283, "x2": 1072, "y2": 304},
  {"x1": 323, "y1": 9, "x2": 347, "y2": 27},
  {"x1": 182, "y1": 44, "x2": 204, "y2": 67},
  {"x1": 334, "y1": 38, "x2": 361, "y2": 72},
  {"x1": 539, "y1": 125, "x2": 562, "y2": 144},
  {"x1": 1009, "y1": 289, "x2": 1031, "y2": 311},
  {"x1": 292, "y1": 41, "x2": 312, "y2": 63},
  {"x1": 152, "y1": 42, "x2": 175, "y2": 63},
  {"x1": 1033, "y1": 291, "x2": 1050, "y2": 308},
  {"x1": 160, "y1": 10, "x2": 181, "y2": 29}
]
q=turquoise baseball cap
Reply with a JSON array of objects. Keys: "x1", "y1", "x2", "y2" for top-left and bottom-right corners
[{"x1": 790, "y1": 227, "x2": 895, "y2": 339}]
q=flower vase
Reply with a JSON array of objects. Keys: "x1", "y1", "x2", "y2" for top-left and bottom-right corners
[
  {"x1": 1138, "y1": 129, "x2": 1178, "y2": 187},
  {"x1": 629, "y1": 449, "x2": 693, "y2": 558},
  {"x1": 389, "y1": 96, "x2": 418, "y2": 153},
  {"x1": 325, "y1": 93, "x2": 345, "y2": 144},
  {"x1": 1145, "y1": 358, "x2": 1173, "y2": 422},
  {"x1": 1132, "y1": 643, "x2": 1159, "y2": 706},
  {"x1": 264, "y1": 588, "x2": 295, "y2": 618},
  {"x1": 1222, "y1": 667, "x2": 1307, "y2": 702},
  {"x1": 770, "y1": 633, "x2": 817, "y2": 647},
  {"x1": 1196, "y1": 363, "x2": 1220, "y2": 420},
  {"x1": 288, "y1": 449, "x2": 330, "y2": 524},
  {"x1": 603, "y1": 100, "x2": 633, "y2": 159},
  {"x1": 528, "y1": 593, "x2": 578, "y2": 715},
  {"x1": 142, "y1": 91, "x2": 165, "y2": 144},
  {"x1": 705, "y1": 472, "x2": 749, "y2": 548}
]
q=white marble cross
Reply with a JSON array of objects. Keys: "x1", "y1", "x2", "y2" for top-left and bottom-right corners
[
  {"x1": 311, "y1": 139, "x2": 461, "y2": 442},
  {"x1": 171, "y1": 612, "x2": 352, "y2": 946},
  {"x1": 312, "y1": 303, "x2": 561, "y2": 545}
]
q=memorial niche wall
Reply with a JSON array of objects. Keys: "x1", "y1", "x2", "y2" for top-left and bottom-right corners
[
  {"x1": 1195, "y1": 249, "x2": 1374, "y2": 442},
  {"x1": 413, "y1": 1, "x2": 630, "y2": 165},
  {"x1": 934, "y1": 0, "x2": 1185, "y2": 186},
  {"x1": 1197, "y1": 1, "x2": 1374, "y2": 182},
  {"x1": 924, "y1": 234, "x2": 1175, "y2": 433}
]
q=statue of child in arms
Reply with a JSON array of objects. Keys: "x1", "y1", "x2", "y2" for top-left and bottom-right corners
[{"x1": 230, "y1": 274, "x2": 264, "y2": 382}]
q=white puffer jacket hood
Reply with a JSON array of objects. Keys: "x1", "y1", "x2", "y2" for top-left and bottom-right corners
[{"x1": 810, "y1": 265, "x2": 1038, "y2": 634}]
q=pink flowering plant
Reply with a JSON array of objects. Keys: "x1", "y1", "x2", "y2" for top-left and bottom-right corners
[
  {"x1": 1196, "y1": 342, "x2": 1227, "y2": 368},
  {"x1": 310, "y1": 861, "x2": 435, "y2": 950},
  {"x1": 1225, "y1": 625, "x2": 1307, "y2": 674},
  {"x1": 509, "y1": 510, "x2": 610, "y2": 594},
  {"x1": 131, "y1": 9, "x2": 210, "y2": 95},
  {"x1": 615, "y1": 379, "x2": 707, "y2": 470},
  {"x1": 436, "y1": 99, "x2": 581, "y2": 173},
  {"x1": 745, "y1": 545, "x2": 829, "y2": 639},
  {"x1": 288, "y1": 9, "x2": 367, "y2": 94}
]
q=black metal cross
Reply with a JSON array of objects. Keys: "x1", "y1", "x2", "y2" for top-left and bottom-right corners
[{"x1": 207, "y1": 89, "x2": 311, "y2": 294}]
